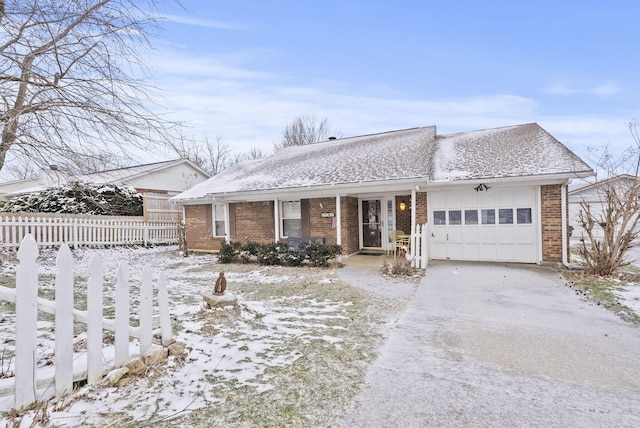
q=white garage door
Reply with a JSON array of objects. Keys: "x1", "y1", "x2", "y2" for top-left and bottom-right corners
[{"x1": 429, "y1": 187, "x2": 538, "y2": 263}]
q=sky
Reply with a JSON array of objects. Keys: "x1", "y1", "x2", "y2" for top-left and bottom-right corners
[{"x1": 147, "y1": 0, "x2": 640, "y2": 168}]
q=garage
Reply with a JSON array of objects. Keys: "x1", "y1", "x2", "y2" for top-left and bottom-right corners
[{"x1": 429, "y1": 186, "x2": 538, "y2": 263}]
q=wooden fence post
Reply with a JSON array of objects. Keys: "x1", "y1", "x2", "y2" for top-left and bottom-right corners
[
  {"x1": 55, "y1": 244, "x2": 74, "y2": 396},
  {"x1": 15, "y1": 234, "x2": 39, "y2": 409},
  {"x1": 139, "y1": 266, "x2": 153, "y2": 355},
  {"x1": 114, "y1": 262, "x2": 130, "y2": 368},
  {"x1": 87, "y1": 254, "x2": 104, "y2": 384}
]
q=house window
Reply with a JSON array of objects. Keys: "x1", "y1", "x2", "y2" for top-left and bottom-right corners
[
  {"x1": 281, "y1": 201, "x2": 301, "y2": 237},
  {"x1": 499, "y1": 209, "x2": 513, "y2": 224},
  {"x1": 465, "y1": 210, "x2": 478, "y2": 225},
  {"x1": 449, "y1": 210, "x2": 462, "y2": 225},
  {"x1": 213, "y1": 204, "x2": 226, "y2": 237},
  {"x1": 517, "y1": 208, "x2": 532, "y2": 224},
  {"x1": 481, "y1": 209, "x2": 495, "y2": 224},
  {"x1": 433, "y1": 210, "x2": 446, "y2": 225}
]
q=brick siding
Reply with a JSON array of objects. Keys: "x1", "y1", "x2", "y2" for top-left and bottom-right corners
[
  {"x1": 184, "y1": 204, "x2": 224, "y2": 252},
  {"x1": 541, "y1": 184, "x2": 564, "y2": 262},
  {"x1": 233, "y1": 201, "x2": 275, "y2": 244}
]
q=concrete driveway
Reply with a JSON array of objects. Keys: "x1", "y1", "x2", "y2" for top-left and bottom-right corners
[{"x1": 338, "y1": 261, "x2": 640, "y2": 428}]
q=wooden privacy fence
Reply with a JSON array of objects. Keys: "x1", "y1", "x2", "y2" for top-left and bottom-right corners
[
  {"x1": 0, "y1": 234, "x2": 173, "y2": 410},
  {"x1": 408, "y1": 223, "x2": 429, "y2": 269},
  {"x1": 0, "y1": 213, "x2": 180, "y2": 249}
]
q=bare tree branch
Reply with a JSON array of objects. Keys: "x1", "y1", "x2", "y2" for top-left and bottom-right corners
[
  {"x1": 0, "y1": 0, "x2": 180, "y2": 176},
  {"x1": 274, "y1": 115, "x2": 341, "y2": 151},
  {"x1": 577, "y1": 122, "x2": 640, "y2": 275}
]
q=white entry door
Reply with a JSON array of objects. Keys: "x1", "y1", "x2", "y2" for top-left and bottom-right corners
[{"x1": 429, "y1": 187, "x2": 538, "y2": 263}]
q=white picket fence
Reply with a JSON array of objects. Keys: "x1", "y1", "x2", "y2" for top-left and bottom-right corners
[
  {"x1": 408, "y1": 223, "x2": 429, "y2": 269},
  {"x1": 0, "y1": 234, "x2": 173, "y2": 410},
  {"x1": 0, "y1": 213, "x2": 180, "y2": 249}
]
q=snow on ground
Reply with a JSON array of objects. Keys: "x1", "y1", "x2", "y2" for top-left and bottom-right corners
[{"x1": 0, "y1": 245, "x2": 406, "y2": 427}]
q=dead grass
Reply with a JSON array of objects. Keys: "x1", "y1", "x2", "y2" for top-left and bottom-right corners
[{"x1": 564, "y1": 270, "x2": 640, "y2": 325}]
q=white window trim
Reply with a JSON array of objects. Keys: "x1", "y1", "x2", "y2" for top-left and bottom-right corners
[
  {"x1": 212, "y1": 203, "x2": 226, "y2": 237},
  {"x1": 280, "y1": 200, "x2": 301, "y2": 238}
]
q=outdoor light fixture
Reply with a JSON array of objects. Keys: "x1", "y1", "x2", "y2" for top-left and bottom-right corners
[
  {"x1": 474, "y1": 183, "x2": 490, "y2": 192},
  {"x1": 399, "y1": 202, "x2": 407, "y2": 211}
]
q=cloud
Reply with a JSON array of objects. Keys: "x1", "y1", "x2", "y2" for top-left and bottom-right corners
[
  {"x1": 160, "y1": 14, "x2": 247, "y2": 31},
  {"x1": 545, "y1": 82, "x2": 621, "y2": 96}
]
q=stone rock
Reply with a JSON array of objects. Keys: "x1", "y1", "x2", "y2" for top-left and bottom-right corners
[
  {"x1": 142, "y1": 346, "x2": 169, "y2": 366},
  {"x1": 116, "y1": 376, "x2": 131, "y2": 387},
  {"x1": 163, "y1": 337, "x2": 177, "y2": 347},
  {"x1": 125, "y1": 357, "x2": 147, "y2": 376},
  {"x1": 203, "y1": 292, "x2": 238, "y2": 308},
  {"x1": 168, "y1": 341, "x2": 186, "y2": 356},
  {"x1": 103, "y1": 367, "x2": 129, "y2": 387}
]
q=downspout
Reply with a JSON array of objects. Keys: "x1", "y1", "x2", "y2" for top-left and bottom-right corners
[{"x1": 561, "y1": 183, "x2": 570, "y2": 268}]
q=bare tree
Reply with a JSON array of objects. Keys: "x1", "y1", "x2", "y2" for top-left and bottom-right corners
[
  {"x1": 232, "y1": 146, "x2": 267, "y2": 164},
  {"x1": 577, "y1": 121, "x2": 640, "y2": 276},
  {"x1": 169, "y1": 135, "x2": 233, "y2": 175},
  {"x1": 0, "y1": 0, "x2": 178, "y2": 176},
  {"x1": 274, "y1": 115, "x2": 341, "y2": 151}
]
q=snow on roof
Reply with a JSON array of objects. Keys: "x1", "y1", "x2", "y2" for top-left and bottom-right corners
[
  {"x1": 432, "y1": 123, "x2": 593, "y2": 182},
  {"x1": 175, "y1": 127, "x2": 437, "y2": 200},
  {"x1": 174, "y1": 123, "x2": 593, "y2": 201}
]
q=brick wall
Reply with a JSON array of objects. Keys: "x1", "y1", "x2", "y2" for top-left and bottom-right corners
[
  {"x1": 234, "y1": 201, "x2": 275, "y2": 244},
  {"x1": 541, "y1": 184, "x2": 564, "y2": 262},
  {"x1": 340, "y1": 196, "x2": 360, "y2": 255},
  {"x1": 308, "y1": 197, "x2": 338, "y2": 245},
  {"x1": 395, "y1": 192, "x2": 428, "y2": 233},
  {"x1": 415, "y1": 192, "x2": 428, "y2": 224},
  {"x1": 184, "y1": 204, "x2": 224, "y2": 252}
]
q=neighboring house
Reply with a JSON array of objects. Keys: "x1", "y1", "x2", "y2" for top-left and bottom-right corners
[
  {"x1": 0, "y1": 159, "x2": 211, "y2": 221},
  {"x1": 568, "y1": 174, "x2": 639, "y2": 241},
  {"x1": 172, "y1": 123, "x2": 593, "y2": 265}
]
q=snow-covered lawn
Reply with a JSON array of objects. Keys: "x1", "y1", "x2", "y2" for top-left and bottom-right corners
[{"x1": 0, "y1": 245, "x2": 403, "y2": 427}]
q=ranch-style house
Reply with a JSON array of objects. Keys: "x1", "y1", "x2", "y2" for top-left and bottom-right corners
[{"x1": 172, "y1": 123, "x2": 593, "y2": 265}]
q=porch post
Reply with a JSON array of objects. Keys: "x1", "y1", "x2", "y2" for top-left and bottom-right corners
[
  {"x1": 273, "y1": 198, "x2": 280, "y2": 242},
  {"x1": 411, "y1": 188, "x2": 417, "y2": 234},
  {"x1": 336, "y1": 194, "x2": 342, "y2": 246}
]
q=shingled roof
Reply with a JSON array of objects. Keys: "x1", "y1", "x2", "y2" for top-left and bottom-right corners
[{"x1": 174, "y1": 123, "x2": 592, "y2": 202}]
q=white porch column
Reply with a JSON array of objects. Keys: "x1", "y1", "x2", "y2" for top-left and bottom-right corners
[
  {"x1": 274, "y1": 198, "x2": 280, "y2": 241},
  {"x1": 411, "y1": 188, "x2": 417, "y2": 233},
  {"x1": 336, "y1": 194, "x2": 342, "y2": 246},
  {"x1": 224, "y1": 203, "x2": 231, "y2": 242}
]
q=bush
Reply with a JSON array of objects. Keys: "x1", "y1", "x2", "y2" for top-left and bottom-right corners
[
  {"x1": 217, "y1": 240, "x2": 341, "y2": 268},
  {"x1": 218, "y1": 241, "x2": 241, "y2": 263},
  {"x1": 300, "y1": 242, "x2": 342, "y2": 267},
  {"x1": 256, "y1": 242, "x2": 283, "y2": 265},
  {"x1": 0, "y1": 181, "x2": 142, "y2": 216}
]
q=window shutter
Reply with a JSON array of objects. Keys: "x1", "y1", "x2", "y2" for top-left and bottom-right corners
[{"x1": 205, "y1": 204, "x2": 213, "y2": 236}]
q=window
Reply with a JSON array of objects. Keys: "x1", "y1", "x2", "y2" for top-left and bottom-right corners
[
  {"x1": 517, "y1": 208, "x2": 532, "y2": 224},
  {"x1": 433, "y1": 210, "x2": 446, "y2": 225},
  {"x1": 499, "y1": 209, "x2": 513, "y2": 224},
  {"x1": 281, "y1": 201, "x2": 301, "y2": 237},
  {"x1": 449, "y1": 210, "x2": 462, "y2": 225},
  {"x1": 481, "y1": 209, "x2": 495, "y2": 224},
  {"x1": 465, "y1": 210, "x2": 478, "y2": 225},
  {"x1": 213, "y1": 204, "x2": 226, "y2": 237}
]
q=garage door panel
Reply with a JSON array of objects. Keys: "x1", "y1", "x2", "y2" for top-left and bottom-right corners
[
  {"x1": 515, "y1": 226, "x2": 535, "y2": 244},
  {"x1": 498, "y1": 245, "x2": 516, "y2": 260},
  {"x1": 463, "y1": 244, "x2": 480, "y2": 260},
  {"x1": 496, "y1": 189, "x2": 515, "y2": 205},
  {"x1": 429, "y1": 187, "x2": 538, "y2": 263},
  {"x1": 497, "y1": 227, "x2": 514, "y2": 244},
  {"x1": 463, "y1": 227, "x2": 479, "y2": 243}
]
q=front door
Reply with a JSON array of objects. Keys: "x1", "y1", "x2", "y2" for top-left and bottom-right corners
[{"x1": 362, "y1": 199, "x2": 382, "y2": 248}]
